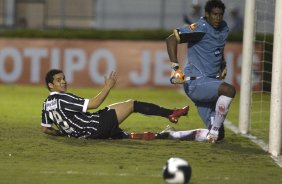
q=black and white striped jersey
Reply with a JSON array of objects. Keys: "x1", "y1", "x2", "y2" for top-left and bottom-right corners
[{"x1": 41, "y1": 92, "x2": 100, "y2": 138}]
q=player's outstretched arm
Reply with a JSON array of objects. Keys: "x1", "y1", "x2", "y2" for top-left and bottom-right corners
[{"x1": 87, "y1": 71, "x2": 117, "y2": 110}]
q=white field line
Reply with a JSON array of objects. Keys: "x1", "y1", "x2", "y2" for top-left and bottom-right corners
[
  {"x1": 39, "y1": 170, "x2": 161, "y2": 177},
  {"x1": 224, "y1": 120, "x2": 282, "y2": 168}
]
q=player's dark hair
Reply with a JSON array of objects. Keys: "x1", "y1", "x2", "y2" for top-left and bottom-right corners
[
  {"x1": 205, "y1": 0, "x2": 225, "y2": 14},
  {"x1": 45, "y1": 69, "x2": 63, "y2": 91}
]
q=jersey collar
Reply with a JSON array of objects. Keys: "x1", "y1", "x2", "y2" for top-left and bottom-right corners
[{"x1": 50, "y1": 91, "x2": 60, "y2": 95}]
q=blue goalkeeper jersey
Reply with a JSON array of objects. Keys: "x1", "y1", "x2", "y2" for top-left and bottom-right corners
[{"x1": 174, "y1": 17, "x2": 229, "y2": 78}]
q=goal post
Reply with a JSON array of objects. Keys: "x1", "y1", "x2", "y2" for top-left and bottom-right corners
[
  {"x1": 239, "y1": 0, "x2": 256, "y2": 134},
  {"x1": 239, "y1": 0, "x2": 281, "y2": 157},
  {"x1": 269, "y1": 0, "x2": 282, "y2": 157}
]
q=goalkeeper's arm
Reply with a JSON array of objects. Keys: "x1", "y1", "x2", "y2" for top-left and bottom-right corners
[
  {"x1": 166, "y1": 33, "x2": 185, "y2": 84},
  {"x1": 166, "y1": 33, "x2": 178, "y2": 64}
]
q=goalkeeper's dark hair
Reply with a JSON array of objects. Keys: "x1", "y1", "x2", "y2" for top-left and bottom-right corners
[
  {"x1": 45, "y1": 69, "x2": 63, "y2": 91},
  {"x1": 205, "y1": 0, "x2": 225, "y2": 14}
]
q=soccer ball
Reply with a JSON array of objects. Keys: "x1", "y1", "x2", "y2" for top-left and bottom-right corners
[{"x1": 163, "y1": 157, "x2": 192, "y2": 184}]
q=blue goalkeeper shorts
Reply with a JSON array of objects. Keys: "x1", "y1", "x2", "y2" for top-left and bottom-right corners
[{"x1": 183, "y1": 77, "x2": 224, "y2": 127}]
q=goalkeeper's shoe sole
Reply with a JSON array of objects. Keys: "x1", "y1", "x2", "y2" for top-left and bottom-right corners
[
  {"x1": 168, "y1": 106, "x2": 189, "y2": 123},
  {"x1": 130, "y1": 132, "x2": 156, "y2": 141}
]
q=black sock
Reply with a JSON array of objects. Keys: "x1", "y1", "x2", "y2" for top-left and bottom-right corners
[{"x1": 133, "y1": 101, "x2": 173, "y2": 117}]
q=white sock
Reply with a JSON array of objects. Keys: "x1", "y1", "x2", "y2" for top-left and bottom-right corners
[
  {"x1": 211, "y1": 95, "x2": 233, "y2": 131},
  {"x1": 195, "y1": 129, "x2": 209, "y2": 141},
  {"x1": 169, "y1": 129, "x2": 209, "y2": 142},
  {"x1": 170, "y1": 130, "x2": 196, "y2": 139}
]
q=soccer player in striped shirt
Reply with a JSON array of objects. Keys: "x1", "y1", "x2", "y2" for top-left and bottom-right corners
[{"x1": 41, "y1": 69, "x2": 188, "y2": 139}]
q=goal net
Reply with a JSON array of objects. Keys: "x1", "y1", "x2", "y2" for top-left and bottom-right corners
[
  {"x1": 251, "y1": 0, "x2": 275, "y2": 143},
  {"x1": 239, "y1": 0, "x2": 282, "y2": 156}
]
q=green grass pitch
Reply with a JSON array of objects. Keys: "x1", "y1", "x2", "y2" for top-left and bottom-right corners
[{"x1": 0, "y1": 84, "x2": 281, "y2": 184}]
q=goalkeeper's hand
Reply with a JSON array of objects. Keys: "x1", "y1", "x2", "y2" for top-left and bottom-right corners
[{"x1": 170, "y1": 63, "x2": 185, "y2": 84}]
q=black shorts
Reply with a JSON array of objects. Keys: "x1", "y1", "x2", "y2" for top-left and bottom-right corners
[{"x1": 92, "y1": 108, "x2": 127, "y2": 139}]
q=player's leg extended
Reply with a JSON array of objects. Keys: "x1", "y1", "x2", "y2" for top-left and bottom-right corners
[
  {"x1": 107, "y1": 99, "x2": 134, "y2": 124},
  {"x1": 133, "y1": 101, "x2": 188, "y2": 123},
  {"x1": 108, "y1": 100, "x2": 188, "y2": 124},
  {"x1": 157, "y1": 126, "x2": 209, "y2": 141},
  {"x1": 170, "y1": 129, "x2": 205, "y2": 141}
]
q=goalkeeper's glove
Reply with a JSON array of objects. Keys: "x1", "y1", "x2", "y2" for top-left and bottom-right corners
[
  {"x1": 218, "y1": 67, "x2": 227, "y2": 79},
  {"x1": 170, "y1": 63, "x2": 185, "y2": 84},
  {"x1": 216, "y1": 61, "x2": 227, "y2": 80}
]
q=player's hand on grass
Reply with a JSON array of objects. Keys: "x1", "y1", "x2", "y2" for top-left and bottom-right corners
[
  {"x1": 170, "y1": 63, "x2": 185, "y2": 84},
  {"x1": 104, "y1": 71, "x2": 117, "y2": 89}
]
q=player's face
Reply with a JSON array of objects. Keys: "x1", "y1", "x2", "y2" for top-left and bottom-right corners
[
  {"x1": 49, "y1": 73, "x2": 67, "y2": 93},
  {"x1": 205, "y1": 7, "x2": 224, "y2": 29}
]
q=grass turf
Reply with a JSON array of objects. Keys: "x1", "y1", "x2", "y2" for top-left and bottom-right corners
[{"x1": 0, "y1": 84, "x2": 281, "y2": 184}]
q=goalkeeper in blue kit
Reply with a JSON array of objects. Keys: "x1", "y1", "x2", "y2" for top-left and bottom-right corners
[{"x1": 166, "y1": 0, "x2": 236, "y2": 143}]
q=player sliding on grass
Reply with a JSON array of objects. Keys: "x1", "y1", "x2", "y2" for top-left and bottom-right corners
[
  {"x1": 41, "y1": 69, "x2": 188, "y2": 139},
  {"x1": 166, "y1": 0, "x2": 236, "y2": 143}
]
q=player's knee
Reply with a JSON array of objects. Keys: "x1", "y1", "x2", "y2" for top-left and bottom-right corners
[
  {"x1": 125, "y1": 99, "x2": 135, "y2": 109},
  {"x1": 228, "y1": 85, "x2": 236, "y2": 98},
  {"x1": 125, "y1": 99, "x2": 135, "y2": 104},
  {"x1": 219, "y1": 83, "x2": 236, "y2": 98}
]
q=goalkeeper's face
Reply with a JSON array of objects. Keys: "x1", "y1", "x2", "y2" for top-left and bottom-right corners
[
  {"x1": 49, "y1": 73, "x2": 67, "y2": 93},
  {"x1": 205, "y1": 7, "x2": 224, "y2": 29}
]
